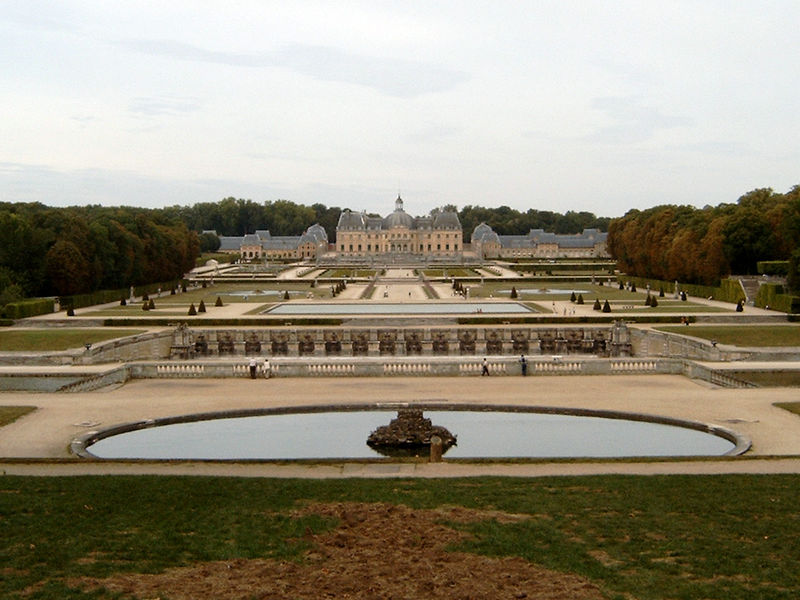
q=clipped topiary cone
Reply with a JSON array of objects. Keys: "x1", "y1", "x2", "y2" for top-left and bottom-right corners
[
  {"x1": 142, "y1": 301, "x2": 149, "y2": 311},
  {"x1": 602, "y1": 299, "x2": 611, "y2": 313},
  {"x1": 650, "y1": 295, "x2": 658, "y2": 307},
  {"x1": 593, "y1": 298, "x2": 601, "y2": 311},
  {"x1": 215, "y1": 296, "x2": 223, "y2": 307},
  {"x1": 198, "y1": 300, "x2": 206, "y2": 313},
  {"x1": 188, "y1": 303, "x2": 197, "y2": 315}
]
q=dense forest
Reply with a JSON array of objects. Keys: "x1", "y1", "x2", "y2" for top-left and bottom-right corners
[
  {"x1": 0, "y1": 203, "x2": 198, "y2": 301},
  {"x1": 607, "y1": 186, "x2": 800, "y2": 288},
  {"x1": 168, "y1": 197, "x2": 611, "y2": 243}
]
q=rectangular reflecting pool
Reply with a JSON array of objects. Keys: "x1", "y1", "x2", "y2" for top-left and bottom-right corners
[{"x1": 263, "y1": 302, "x2": 533, "y2": 315}]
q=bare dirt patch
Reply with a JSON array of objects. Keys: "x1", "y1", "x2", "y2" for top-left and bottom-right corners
[{"x1": 70, "y1": 502, "x2": 605, "y2": 599}]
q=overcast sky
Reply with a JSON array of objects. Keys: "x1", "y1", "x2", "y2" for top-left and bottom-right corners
[{"x1": 1, "y1": 1, "x2": 798, "y2": 218}]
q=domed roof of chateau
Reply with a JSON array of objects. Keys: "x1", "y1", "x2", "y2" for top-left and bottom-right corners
[
  {"x1": 382, "y1": 195, "x2": 414, "y2": 229},
  {"x1": 433, "y1": 211, "x2": 461, "y2": 230},
  {"x1": 472, "y1": 222, "x2": 494, "y2": 240},
  {"x1": 305, "y1": 223, "x2": 328, "y2": 242},
  {"x1": 337, "y1": 209, "x2": 366, "y2": 230}
]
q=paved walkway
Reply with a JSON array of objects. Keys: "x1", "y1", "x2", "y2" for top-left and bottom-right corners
[{"x1": 2, "y1": 375, "x2": 800, "y2": 477}]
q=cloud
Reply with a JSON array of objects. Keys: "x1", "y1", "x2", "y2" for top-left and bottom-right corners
[
  {"x1": 586, "y1": 96, "x2": 693, "y2": 144},
  {"x1": 119, "y1": 38, "x2": 468, "y2": 98},
  {"x1": 128, "y1": 95, "x2": 202, "y2": 117}
]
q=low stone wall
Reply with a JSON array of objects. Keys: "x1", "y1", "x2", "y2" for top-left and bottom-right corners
[
  {"x1": 130, "y1": 356, "x2": 681, "y2": 379},
  {"x1": 84, "y1": 331, "x2": 173, "y2": 364},
  {"x1": 0, "y1": 356, "x2": 771, "y2": 392},
  {"x1": 0, "y1": 365, "x2": 130, "y2": 392},
  {"x1": 631, "y1": 329, "x2": 800, "y2": 362}
]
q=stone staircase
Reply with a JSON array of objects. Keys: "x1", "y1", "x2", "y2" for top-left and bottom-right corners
[{"x1": 738, "y1": 276, "x2": 761, "y2": 304}]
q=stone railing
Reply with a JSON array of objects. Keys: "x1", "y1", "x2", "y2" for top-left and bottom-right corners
[
  {"x1": 0, "y1": 356, "x2": 767, "y2": 391},
  {"x1": 129, "y1": 356, "x2": 684, "y2": 380}
]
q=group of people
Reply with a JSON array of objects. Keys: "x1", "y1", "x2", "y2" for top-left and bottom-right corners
[
  {"x1": 248, "y1": 357, "x2": 271, "y2": 379},
  {"x1": 481, "y1": 355, "x2": 528, "y2": 376},
  {"x1": 250, "y1": 356, "x2": 529, "y2": 378}
]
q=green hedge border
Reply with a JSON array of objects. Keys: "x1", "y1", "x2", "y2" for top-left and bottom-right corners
[
  {"x1": 2, "y1": 298, "x2": 55, "y2": 319},
  {"x1": 755, "y1": 283, "x2": 800, "y2": 314},
  {"x1": 623, "y1": 276, "x2": 745, "y2": 304},
  {"x1": 756, "y1": 261, "x2": 789, "y2": 276}
]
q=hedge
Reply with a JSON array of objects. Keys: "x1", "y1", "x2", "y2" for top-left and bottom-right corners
[
  {"x1": 2, "y1": 298, "x2": 55, "y2": 319},
  {"x1": 755, "y1": 261, "x2": 789, "y2": 276},
  {"x1": 623, "y1": 276, "x2": 746, "y2": 304},
  {"x1": 755, "y1": 283, "x2": 800, "y2": 314},
  {"x1": 59, "y1": 279, "x2": 186, "y2": 310},
  {"x1": 507, "y1": 262, "x2": 615, "y2": 273}
]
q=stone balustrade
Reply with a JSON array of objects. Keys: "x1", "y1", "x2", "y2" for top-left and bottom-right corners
[
  {"x1": 0, "y1": 356, "x2": 774, "y2": 392},
  {"x1": 129, "y1": 356, "x2": 683, "y2": 379}
]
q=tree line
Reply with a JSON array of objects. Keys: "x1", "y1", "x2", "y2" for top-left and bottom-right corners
[
  {"x1": 0, "y1": 203, "x2": 198, "y2": 301},
  {"x1": 606, "y1": 186, "x2": 800, "y2": 287}
]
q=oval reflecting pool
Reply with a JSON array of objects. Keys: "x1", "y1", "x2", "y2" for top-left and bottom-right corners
[{"x1": 83, "y1": 408, "x2": 738, "y2": 460}]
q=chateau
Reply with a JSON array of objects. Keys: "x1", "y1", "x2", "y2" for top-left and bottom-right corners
[
  {"x1": 336, "y1": 196, "x2": 462, "y2": 258},
  {"x1": 217, "y1": 224, "x2": 328, "y2": 261},
  {"x1": 215, "y1": 196, "x2": 608, "y2": 260},
  {"x1": 470, "y1": 223, "x2": 608, "y2": 259}
]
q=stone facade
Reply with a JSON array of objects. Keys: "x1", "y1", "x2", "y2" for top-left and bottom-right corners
[
  {"x1": 173, "y1": 325, "x2": 629, "y2": 358},
  {"x1": 336, "y1": 196, "x2": 462, "y2": 259},
  {"x1": 471, "y1": 223, "x2": 608, "y2": 259},
  {"x1": 219, "y1": 224, "x2": 328, "y2": 261}
]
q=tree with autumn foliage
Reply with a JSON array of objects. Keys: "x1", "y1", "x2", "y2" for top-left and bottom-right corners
[{"x1": 607, "y1": 186, "x2": 800, "y2": 287}]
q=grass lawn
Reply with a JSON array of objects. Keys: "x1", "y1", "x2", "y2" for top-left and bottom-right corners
[
  {"x1": 0, "y1": 475, "x2": 798, "y2": 599},
  {"x1": 0, "y1": 405, "x2": 35, "y2": 426},
  {"x1": 318, "y1": 269, "x2": 378, "y2": 278},
  {"x1": 0, "y1": 329, "x2": 147, "y2": 351},
  {"x1": 735, "y1": 373, "x2": 800, "y2": 387},
  {"x1": 82, "y1": 283, "x2": 335, "y2": 316},
  {"x1": 422, "y1": 268, "x2": 479, "y2": 278},
  {"x1": 655, "y1": 325, "x2": 800, "y2": 347},
  {"x1": 775, "y1": 402, "x2": 800, "y2": 414}
]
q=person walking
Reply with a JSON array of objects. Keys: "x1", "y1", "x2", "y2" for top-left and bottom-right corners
[
  {"x1": 481, "y1": 357, "x2": 489, "y2": 376},
  {"x1": 519, "y1": 354, "x2": 527, "y2": 376},
  {"x1": 262, "y1": 357, "x2": 271, "y2": 379}
]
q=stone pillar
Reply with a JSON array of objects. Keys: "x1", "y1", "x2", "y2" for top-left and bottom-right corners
[{"x1": 429, "y1": 436, "x2": 443, "y2": 462}]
